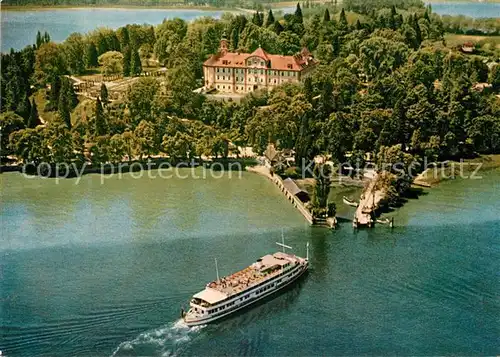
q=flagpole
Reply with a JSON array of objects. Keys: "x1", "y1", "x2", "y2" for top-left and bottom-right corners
[{"x1": 215, "y1": 258, "x2": 219, "y2": 281}]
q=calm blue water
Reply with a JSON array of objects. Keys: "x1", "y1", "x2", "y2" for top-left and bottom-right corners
[
  {"x1": 427, "y1": 1, "x2": 500, "y2": 18},
  {"x1": 1, "y1": 169, "x2": 499, "y2": 356},
  {"x1": 0, "y1": 8, "x2": 227, "y2": 52},
  {"x1": 1, "y1": 3, "x2": 498, "y2": 52}
]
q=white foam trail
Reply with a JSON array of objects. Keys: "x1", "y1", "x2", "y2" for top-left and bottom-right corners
[{"x1": 110, "y1": 319, "x2": 205, "y2": 357}]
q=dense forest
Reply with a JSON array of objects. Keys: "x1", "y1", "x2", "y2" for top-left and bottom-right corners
[{"x1": 1, "y1": 0, "x2": 500, "y2": 208}]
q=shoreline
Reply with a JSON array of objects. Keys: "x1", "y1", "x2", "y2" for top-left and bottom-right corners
[
  {"x1": 0, "y1": 1, "x2": 304, "y2": 11},
  {"x1": 0, "y1": 4, "x2": 237, "y2": 12},
  {"x1": 413, "y1": 154, "x2": 500, "y2": 187},
  {"x1": 426, "y1": 0, "x2": 500, "y2": 3}
]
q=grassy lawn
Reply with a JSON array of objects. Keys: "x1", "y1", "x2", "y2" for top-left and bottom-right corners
[
  {"x1": 445, "y1": 33, "x2": 500, "y2": 49},
  {"x1": 32, "y1": 89, "x2": 57, "y2": 124},
  {"x1": 429, "y1": 0, "x2": 500, "y2": 3},
  {"x1": 415, "y1": 154, "x2": 500, "y2": 186}
]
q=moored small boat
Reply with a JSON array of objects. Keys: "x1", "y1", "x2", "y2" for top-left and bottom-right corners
[{"x1": 343, "y1": 196, "x2": 359, "y2": 207}]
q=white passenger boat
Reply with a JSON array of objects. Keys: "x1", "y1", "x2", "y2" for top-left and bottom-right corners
[{"x1": 182, "y1": 238, "x2": 309, "y2": 326}]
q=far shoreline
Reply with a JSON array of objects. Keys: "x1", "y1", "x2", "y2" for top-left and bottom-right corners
[
  {"x1": 0, "y1": 4, "x2": 237, "y2": 12},
  {"x1": 0, "y1": 1, "x2": 299, "y2": 11}
]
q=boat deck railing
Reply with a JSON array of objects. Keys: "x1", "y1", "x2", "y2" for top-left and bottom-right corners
[{"x1": 209, "y1": 265, "x2": 286, "y2": 296}]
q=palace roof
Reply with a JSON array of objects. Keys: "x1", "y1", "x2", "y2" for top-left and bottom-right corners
[{"x1": 203, "y1": 47, "x2": 317, "y2": 71}]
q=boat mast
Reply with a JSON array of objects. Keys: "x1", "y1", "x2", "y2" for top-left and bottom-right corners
[
  {"x1": 281, "y1": 228, "x2": 285, "y2": 252},
  {"x1": 276, "y1": 229, "x2": 293, "y2": 252},
  {"x1": 215, "y1": 257, "x2": 220, "y2": 281}
]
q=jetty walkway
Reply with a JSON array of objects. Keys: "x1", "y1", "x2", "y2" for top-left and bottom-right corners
[
  {"x1": 247, "y1": 165, "x2": 314, "y2": 225},
  {"x1": 354, "y1": 173, "x2": 382, "y2": 227}
]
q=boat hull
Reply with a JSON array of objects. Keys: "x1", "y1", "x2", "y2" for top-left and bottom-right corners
[{"x1": 184, "y1": 262, "x2": 308, "y2": 327}]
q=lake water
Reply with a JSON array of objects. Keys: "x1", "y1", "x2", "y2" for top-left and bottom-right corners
[
  {"x1": 1, "y1": 168, "x2": 499, "y2": 356},
  {"x1": 0, "y1": 8, "x2": 229, "y2": 52},
  {"x1": 427, "y1": 1, "x2": 500, "y2": 18},
  {"x1": 1, "y1": 2, "x2": 499, "y2": 52}
]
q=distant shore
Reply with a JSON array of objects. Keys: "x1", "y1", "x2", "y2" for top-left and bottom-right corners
[
  {"x1": 0, "y1": 1, "x2": 298, "y2": 11},
  {"x1": 0, "y1": 4, "x2": 233, "y2": 11},
  {"x1": 425, "y1": 0, "x2": 500, "y2": 3}
]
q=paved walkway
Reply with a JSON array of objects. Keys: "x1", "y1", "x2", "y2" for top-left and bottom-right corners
[{"x1": 354, "y1": 174, "x2": 384, "y2": 226}]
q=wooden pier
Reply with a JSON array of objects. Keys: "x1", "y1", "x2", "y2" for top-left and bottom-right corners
[
  {"x1": 353, "y1": 174, "x2": 381, "y2": 228},
  {"x1": 247, "y1": 165, "x2": 314, "y2": 225}
]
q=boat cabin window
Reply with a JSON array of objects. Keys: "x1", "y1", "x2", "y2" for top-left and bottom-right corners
[{"x1": 191, "y1": 297, "x2": 211, "y2": 308}]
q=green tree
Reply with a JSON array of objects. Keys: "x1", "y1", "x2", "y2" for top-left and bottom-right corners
[
  {"x1": 277, "y1": 31, "x2": 301, "y2": 55},
  {"x1": 98, "y1": 51, "x2": 123, "y2": 76},
  {"x1": 265, "y1": 9, "x2": 275, "y2": 27},
  {"x1": 116, "y1": 26, "x2": 130, "y2": 49},
  {"x1": 9, "y1": 127, "x2": 48, "y2": 164},
  {"x1": 36, "y1": 30, "x2": 43, "y2": 49},
  {"x1": 312, "y1": 163, "x2": 332, "y2": 214},
  {"x1": 94, "y1": 97, "x2": 108, "y2": 137},
  {"x1": 58, "y1": 80, "x2": 72, "y2": 130},
  {"x1": 47, "y1": 75, "x2": 62, "y2": 111},
  {"x1": 63, "y1": 33, "x2": 86, "y2": 74},
  {"x1": 109, "y1": 133, "x2": 126, "y2": 163},
  {"x1": 139, "y1": 43, "x2": 153, "y2": 67},
  {"x1": 154, "y1": 18, "x2": 187, "y2": 65},
  {"x1": 162, "y1": 132, "x2": 194, "y2": 160},
  {"x1": 1, "y1": 112, "x2": 25, "y2": 157},
  {"x1": 273, "y1": 20, "x2": 284, "y2": 35},
  {"x1": 89, "y1": 135, "x2": 110, "y2": 165},
  {"x1": 323, "y1": 8, "x2": 331, "y2": 23},
  {"x1": 230, "y1": 28, "x2": 239, "y2": 51},
  {"x1": 134, "y1": 119, "x2": 157, "y2": 159},
  {"x1": 122, "y1": 46, "x2": 131, "y2": 76},
  {"x1": 166, "y1": 64, "x2": 198, "y2": 117},
  {"x1": 27, "y1": 99, "x2": 41, "y2": 129},
  {"x1": 466, "y1": 115, "x2": 500, "y2": 153},
  {"x1": 252, "y1": 11, "x2": 263, "y2": 27},
  {"x1": 127, "y1": 77, "x2": 159, "y2": 124},
  {"x1": 339, "y1": 8, "x2": 349, "y2": 30},
  {"x1": 122, "y1": 130, "x2": 136, "y2": 161},
  {"x1": 35, "y1": 42, "x2": 67, "y2": 84},
  {"x1": 130, "y1": 47, "x2": 142, "y2": 76},
  {"x1": 294, "y1": 3, "x2": 303, "y2": 24},
  {"x1": 16, "y1": 93, "x2": 31, "y2": 123},
  {"x1": 100, "y1": 83, "x2": 109, "y2": 105},
  {"x1": 86, "y1": 42, "x2": 99, "y2": 68},
  {"x1": 489, "y1": 64, "x2": 500, "y2": 91},
  {"x1": 359, "y1": 36, "x2": 410, "y2": 80},
  {"x1": 44, "y1": 119, "x2": 76, "y2": 163}
]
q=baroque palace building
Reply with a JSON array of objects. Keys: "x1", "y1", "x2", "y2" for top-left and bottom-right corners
[{"x1": 203, "y1": 34, "x2": 318, "y2": 94}]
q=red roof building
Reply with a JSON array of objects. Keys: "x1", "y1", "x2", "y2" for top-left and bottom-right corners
[
  {"x1": 461, "y1": 42, "x2": 475, "y2": 53},
  {"x1": 203, "y1": 35, "x2": 318, "y2": 94}
]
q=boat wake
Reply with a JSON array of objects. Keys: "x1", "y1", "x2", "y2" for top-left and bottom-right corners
[{"x1": 110, "y1": 319, "x2": 204, "y2": 357}]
